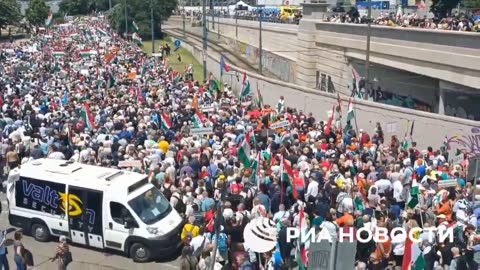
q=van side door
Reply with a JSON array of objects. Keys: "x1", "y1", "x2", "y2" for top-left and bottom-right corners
[
  {"x1": 66, "y1": 186, "x2": 104, "y2": 249},
  {"x1": 103, "y1": 201, "x2": 137, "y2": 251}
]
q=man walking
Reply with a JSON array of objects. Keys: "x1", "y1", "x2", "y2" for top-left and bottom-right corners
[{"x1": 0, "y1": 229, "x2": 9, "y2": 270}]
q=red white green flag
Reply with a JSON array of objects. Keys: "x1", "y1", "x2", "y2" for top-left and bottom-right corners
[
  {"x1": 192, "y1": 111, "x2": 206, "y2": 128},
  {"x1": 80, "y1": 103, "x2": 97, "y2": 131},
  {"x1": 238, "y1": 132, "x2": 252, "y2": 168},
  {"x1": 160, "y1": 113, "x2": 172, "y2": 131}
]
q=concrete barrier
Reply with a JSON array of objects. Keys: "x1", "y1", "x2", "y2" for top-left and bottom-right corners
[{"x1": 178, "y1": 37, "x2": 479, "y2": 151}]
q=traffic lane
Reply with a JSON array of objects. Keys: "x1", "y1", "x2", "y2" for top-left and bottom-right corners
[{"x1": 0, "y1": 200, "x2": 181, "y2": 269}]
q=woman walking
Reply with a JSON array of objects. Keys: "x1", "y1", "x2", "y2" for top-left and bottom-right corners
[
  {"x1": 13, "y1": 231, "x2": 26, "y2": 270},
  {"x1": 52, "y1": 236, "x2": 71, "y2": 270}
]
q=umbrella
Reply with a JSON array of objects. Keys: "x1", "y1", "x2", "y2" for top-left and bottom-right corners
[
  {"x1": 247, "y1": 110, "x2": 262, "y2": 118},
  {"x1": 180, "y1": 166, "x2": 193, "y2": 177}
]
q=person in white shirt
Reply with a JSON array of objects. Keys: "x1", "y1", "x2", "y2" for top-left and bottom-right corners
[
  {"x1": 392, "y1": 177, "x2": 404, "y2": 205},
  {"x1": 190, "y1": 231, "x2": 212, "y2": 258},
  {"x1": 375, "y1": 173, "x2": 393, "y2": 195},
  {"x1": 273, "y1": 204, "x2": 290, "y2": 223},
  {"x1": 305, "y1": 177, "x2": 319, "y2": 202},
  {"x1": 391, "y1": 229, "x2": 405, "y2": 267}
]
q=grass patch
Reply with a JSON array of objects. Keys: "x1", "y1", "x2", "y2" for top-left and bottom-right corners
[{"x1": 143, "y1": 39, "x2": 204, "y2": 82}]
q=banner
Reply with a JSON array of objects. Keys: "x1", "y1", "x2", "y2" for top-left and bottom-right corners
[
  {"x1": 270, "y1": 120, "x2": 290, "y2": 129},
  {"x1": 190, "y1": 127, "x2": 214, "y2": 136}
]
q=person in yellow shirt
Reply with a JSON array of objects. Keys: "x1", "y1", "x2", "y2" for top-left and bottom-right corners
[{"x1": 181, "y1": 216, "x2": 200, "y2": 244}]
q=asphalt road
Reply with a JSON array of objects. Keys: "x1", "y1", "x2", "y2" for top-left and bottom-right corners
[{"x1": 0, "y1": 195, "x2": 181, "y2": 270}]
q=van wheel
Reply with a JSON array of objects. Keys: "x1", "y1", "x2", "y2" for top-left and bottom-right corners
[
  {"x1": 129, "y1": 243, "x2": 151, "y2": 262},
  {"x1": 31, "y1": 223, "x2": 50, "y2": 242}
]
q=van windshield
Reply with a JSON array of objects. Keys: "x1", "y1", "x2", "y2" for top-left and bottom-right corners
[{"x1": 128, "y1": 187, "x2": 171, "y2": 225}]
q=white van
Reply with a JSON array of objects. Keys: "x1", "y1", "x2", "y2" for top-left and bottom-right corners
[{"x1": 6, "y1": 159, "x2": 184, "y2": 262}]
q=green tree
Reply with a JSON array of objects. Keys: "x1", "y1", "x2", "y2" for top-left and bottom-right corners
[
  {"x1": 26, "y1": 0, "x2": 50, "y2": 26},
  {"x1": 463, "y1": 0, "x2": 480, "y2": 8},
  {"x1": 0, "y1": 0, "x2": 21, "y2": 30},
  {"x1": 59, "y1": 0, "x2": 96, "y2": 15},
  {"x1": 109, "y1": 0, "x2": 177, "y2": 39},
  {"x1": 430, "y1": 0, "x2": 461, "y2": 18}
]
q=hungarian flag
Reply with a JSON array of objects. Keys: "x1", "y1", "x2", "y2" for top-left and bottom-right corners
[
  {"x1": 407, "y1": 174, "x2": 419, "y2": 209},
  {"x1": 80, "y1": 103, "x2": 96, "y2": 131},
  {"x1": 132, "y1": 21, "x2": 139, "y2": 32},
  {"x1": 45, "y1": 11, "x2": 53, "y2": 27},
  {"x1": 52, "y1": 50, "x2": 65, "y2": 58},
  {"x1": 256, "y1": 83, "x2": 264, "y2": 109},
  {"x1": 162, "y1": 58, "x2": 169, "y2": 68},
  {"x1": 80, "y1": 50, "x2": 95, "y2": 58},
  {"x1": 160, "y1": 113, "x2": 172, "y2": 131},
  {"x1": 240, "y1": 72, "x2": 251, "y2": 98},
  {"x1": 170, "y1": 71, "x2": 181, "y2": 84},
  {"x1": 238, "y1": 132, "x2": 252, "y2": 168},
  {"x1": 352, "y1": 67, "x2": 361, "y2": 95},
  {"x1": 65, "y1": 127, "x2": 73, "y2": 146},
  {"x1": 220, "y1": 55, "x2": 231, "y2": 77},
  {"x1": 108, "y1": 72, "x2": 116, "y2": 88},
  {"x1": 324, "y1": 105, "x2": 336, "y2": 136},
  {"x1": 297, "y1": 208, "x2": 308, "y2": 270},
  {"x1": 95, "y1": 27, "x2": 109, "y2": 37},
  {"x1": 346, "y1": 98, "x2": 355, "y2": 122},
  {"x1": 282, "y1": 159, "x2": 300, "y2": 199},
  {"x1": 132, "y1": 33, "x2": 143, "y2": 46},
  {"x1": 192, "y1": 111, "x2": 206, "y2": 128},
  {"x1": 402, "y1": 230, "x2": 426, "y2": 270}
]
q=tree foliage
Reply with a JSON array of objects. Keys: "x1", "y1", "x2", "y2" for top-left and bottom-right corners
[
  {"x1": 59, "y1": 0, "x2": 96, "y2": 15},
  {"x1": 109, "y1": 0, "x2": 177, "y2": 39},
  {"x1": 26, "y1": 0, "x2": 50, "y2": 26},
  {"x1": 0, "y1": 0, "x2": 21, "y2": 29},
  {"x1": 463, "y1": 0, "x2": 480, "y2": 8},
  {"x1": 429, "y1": 0, "x2": 461, "y2": 18}
]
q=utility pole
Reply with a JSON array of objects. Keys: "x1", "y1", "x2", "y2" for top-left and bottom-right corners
[
  {"x1": 211, "y1": 0, "x2": 215, "y2": 30},
  {"x1": 124, "y1": 0, "x2": 128, "y2": 37},
  {"x1": 109, "y1": 0, "x2": 112, "y2": 10},
  {"x1": 202, "y1": 0, "x2": 208, "y2": 81},
  {"x1": 208, "y1": 185, "x2": 227, "y2": 270},
  {"x1": 235, "y1": 9, "x2": 238, "y2": 38},
  {"x1": 151, "y1": 0, "x2": 155, "y2": 53},
  {"x1": 182, "y1": 3, "x2": 186, "y2": 38},
  {"x1": 258, "y1": 7, "x2": 263, "y2": 75},
  {"x1": 364, "y1": 0, "x2": 372, "y2": 100},
  {"x1": 217, "y1": 3, "x2": 220, "y2": 39}
]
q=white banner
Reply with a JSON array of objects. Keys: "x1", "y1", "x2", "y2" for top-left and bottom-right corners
[
  {"x1": 190, "y1": 127, "x2": 213, "y2": 136},
  {"x1": 118, "y1": 160, "x2": 142, "y2": 168},
  {"x1": 201, "y1": 105, "x2": 216, "y2": 112},
  {"x1": 270, "y1": 120, "x2": 290, "y2": 129},
  {"x1": 438, "y1": 179, "x2": 457, "y2": 189}
]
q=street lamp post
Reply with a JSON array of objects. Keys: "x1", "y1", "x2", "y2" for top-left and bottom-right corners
[
  {"x1": 217, "y1": 4, "x2": 220, "y2": 39},
  {"x1": 109, "y1": 0, "x2": 112, "y2": 10},
  {"x1": 364, "y1": 0, "x2": 372, "y2": 100},
  {"x1": 151, "y1": 0, "x2": 155, "y2": 53},
  {"x1": 258, "y1": 7, "x2": 263, "y2": 75},
  {"x1": 202, "y1": 0, "x2": 208, "y2": 81}
]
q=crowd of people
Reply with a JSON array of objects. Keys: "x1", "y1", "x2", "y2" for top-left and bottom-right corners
[
  {"x1": 0, "y1": 13, "x2": 479, "y2": 270},
  {"x1": 326, "y1": 8, "x2": 480, "y2": 32}
]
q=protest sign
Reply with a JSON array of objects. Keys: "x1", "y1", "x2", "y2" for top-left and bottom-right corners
[
  {"x1": 190, "y1": 127, "x2": 213, "y2": 136},
  {"x1": 270, "y1": 120, "x2": 290, "y2": 129}
]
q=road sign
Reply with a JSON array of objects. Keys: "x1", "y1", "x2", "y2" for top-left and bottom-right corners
[
  {"x1": 270, "y1": 120, "x2": 290, "y2": 129},
  {"x1": 190, "y1": 127, "x2": 213, "y2": 136},
  {"x1": 174, "y1": 40, "x2": 181, "y2": 47},
  {"x1": 438, "y1": 179, "x2": 458, "y2": 189}
]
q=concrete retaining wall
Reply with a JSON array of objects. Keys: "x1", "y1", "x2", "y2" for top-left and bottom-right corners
[{"x1": 178, "y1": 38, "x2": 479, "y2": 152}]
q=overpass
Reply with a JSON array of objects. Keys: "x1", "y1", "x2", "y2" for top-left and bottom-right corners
[{"x1": 170, "y1": 13, "x2": 480, "y2": 120}]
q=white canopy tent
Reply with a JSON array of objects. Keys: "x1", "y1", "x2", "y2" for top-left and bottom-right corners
[{"x1": 227, "y1": 1, "x2": 253, "y2": 15}]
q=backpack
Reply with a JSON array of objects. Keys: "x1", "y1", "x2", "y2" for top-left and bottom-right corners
[
  {"x1": 162, "y1": 184, "x2": 173, "y2": 201},
  {"x1": 63, "y1": 250, "x2": 73, "y2": 266},
  {"x1": 173, "y1": 194, "x2": 186, "y2": 214},
  {"x1": 216, "y1": 233, "x2": 228, "y2": 253}
]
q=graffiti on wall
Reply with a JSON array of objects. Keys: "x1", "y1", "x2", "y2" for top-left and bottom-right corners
[
  {"x1": 228, "y1": 37, "x2": 296, "y2": 83},
  {"x1": 446, "y1": 127, "x2": 480, "y2": 159}
]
